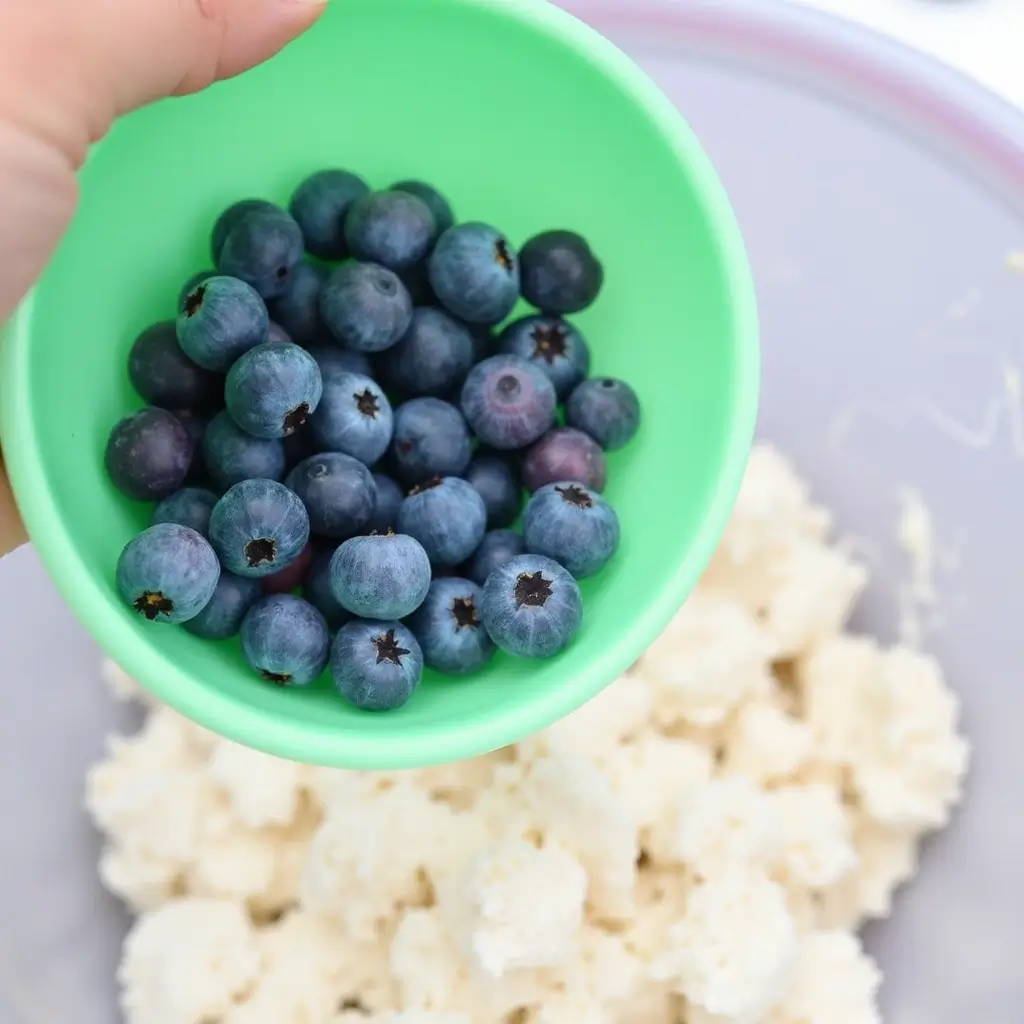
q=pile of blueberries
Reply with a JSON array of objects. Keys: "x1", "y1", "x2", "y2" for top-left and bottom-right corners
[{"x1": 107, "y1": 170, "x2": 641, "y2": 712}]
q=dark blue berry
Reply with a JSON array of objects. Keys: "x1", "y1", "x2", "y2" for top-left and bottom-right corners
[
  {"x1": 498, "y1": 315, "x2": 590, "y2": 399},
  {"x1": 407, "y1": 577, "x2": 496, "y2": 675},
  {"x1": 369, "y1": 472, "x2": 404, "y2": 534},
  {"x1": 175, "y1": 409, "x2": 215, "y2": 487},
  {"x1": 399, "y1": 262, "x2": 437, "y2": 307},
  {"x1": 128, "y1": 321, "x2": 222, "y2": 412},
  {"x1": 522, "y1": 482, "x2": 620, "y2": 579},
  {"x1": 217, "y1": 207, "x2": 305, "y2": 300},
  {"x1": 225, "y1": 342, "x2": 323, "y2": 439},
  {"x1": 320, "y1": 262, "x2": 413, "y2": 353},
  {"x1": 428, "y1": 223, "x2": 519, "y2": 324},
  {"x1": 330, "y1": 620, "x2": 423, "y2": 711},
  {"x1": 520, "y1": 230, "x2": 604, "y2": 315},
  {"x1": 286, "y1": 452, "x2": 376, "y2": 539},
  {"x1": 183, "y1": 572, "x2": 261, "y2": 640},
  {"x1": 378, "y1": 307, "x2": 474, "y2": 398},
  {"x1": 308, "y1": 371, "x2": 393, "y2": 466},
  {"x1": 460, "y1": 355, "x2": 556, "y2": 451},
  {"x1": 566, "y1": 378, "x2": 641, "y2": 451},
  {"x1": 151, "y1": 487, "x2": 218, "y2": 538},
  {"x1": 303, "y1": 545, "x2": 350, "y2": 632},
  {"x1": 177, "y1": 275, "x2": 269, "y2": 373},
  {"x1": 178, "y1": 270, "x2": 217, "y2": 314},
  {"x1": 329, "y1": 532, "x2": 431, "y2": 619},
  {"x1": 397, "y1": 476, "x2": 486, "y2": 568},
  {"x1": 106, "y1": 409, "x2": 194, "y2": 501},
  {"x1": 465, "y1": 529, "x2": 525, "y2": 587},
  {"x1": 307, "y1": 345, "x2": 372, "y2": 379},
  {"x1": 390, "y1": 179, "x2": 455, "y2": 240},
  {"x1": 344, "y1": 190, "x2": 436, "y2": 272},
  {"x1": 390, "y1": 397, "x2": 471, "y2": 484},
  {"x1": 289, "y1": 169, "x2": 370, "y2": 260},
  {"x1": 203, "y1": 410, "x2": 286, "y2": 491},
  {"x1": 522, "y1": 427, "x2": 607, "y2": 493},
  {"x1": 267, "y1": 321, "x2": 292, "y2": 344},
  {"x1": 211, "y1": 199, "x2": 280, "y2": 263},
  {"x1": 464, "y1": 456, "x2": 521, "y2": 528},
  {"x1": 267, "y1": 261, "x2": 327, "y2": 346},
  {"x1": 240, "y1": 595, "x2": 330, "y2": 686}
]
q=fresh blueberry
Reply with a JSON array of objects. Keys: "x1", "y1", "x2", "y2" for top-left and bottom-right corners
[
  {"x1": 330, "y1": 620, "x2": 423, "y2": 711},
  {"x1": 289, "y1": 169, "x2": 370, "y2": 260},
  {"x1": 116, "y1": 523, "x2": 220, "y2": 624},
  {"x1": 267, "y1": 321, "x2": 292, "y2": 344},
  {"x1": 240, "y1": 595, "x2": 330, "y2": 686},
  {"x1": 369, "y1": 472, "x2": 404, "y2": 534},
  {"x1": 397, "y1": 476, "x2": 486, "y2": 567},
  {"x1": 203, "y1": 410, "x2": 286, "y2": 490},
  {"x1": 320, "y1": 262, "x2": 413, "y2": 353},
  {"x1": 177, "y1": 275, "x2": 269, "y2": 373},
  {"x1": 390, "y1": 179, "x2": 455, "y2": 240},
  {"x1": 390, "y1": 397, "x2": 471, "y2": 484},
  {"x1": 178, "y1": 270, "x2": 217, "y2": 313},
  {"x1": 407, "y1": 577, "x2": 496, "y2": 675},
  {"x1": 464, "y1": 455, "x2": 521, "y2": 528},
  {"x1": 465, "y1": 528, "x2": 525, "y2": 587},
  {"x1": 106, "y1": 409, "x2": 194, "y2": 501},
  {"x1": 286, "y1": 453, "x2": 376, "y2": 539},
  {"x1": 209, "y1": 479, "x2": 310, "y2": 579},
  {"x1": 128, "y1": 321, "x2": 222, "y2": 412},
  {"x1": 183, "y1": 572, "x2": 261, "y2": 640},
  {"x1": 523, "y1": 482, "x2": 620, "y2": 578},
  {"x1": 480, "y1": 553, "x2": 583, "y2": 658},
  {"x1": 308, "y1": 371, "x2": 393, "y2": 466},
  {"x1": 225, "y1": 342, "x2": 323, "y2": 439},
  {"x1": 217, "y1": 207, "x2": 305, "y2": 300},
  {"x1": 304, "y1": 545, "x2": 350, "y2": 631},
  {"x1": 211, "y1": 199, "x2": 281, "y2": 263},
  {"x1": 260, "y1": 541, "x2": 314, "y2": 595},
  {"x1": 566, "y1": 377, "x2": 641, "y2": 451},
  {"x1": 329, "y1": 532, "x2": 431, "y2": 619},
  {"x1": 151, "y1": 487, "x2": 218, "y2": 538},
  {"x1": 267, "y1": 261, "x2": 327, "y2": 346},
  {"x1": 460, "y1": 355, "x2": 556, "y2": 451},
  {"x1": 378, "y1": 307, "x2": 474, "y2": 398},
  {"x1": 522, "y1": 426, "x2": 607, "y2": 493},
  {"x1": 519, "y1": 230, "x2": 604, "y2": 315},
  {"x1": 344, "y1": 190, "x2": 436, "y2": 272},
  {"x1": 428, "y1": 222, "x2": 519, "y2": 324},
  {"x1": 307, "y1": 345, "x2": 372, "y2": 379},
  {"x1": 175, "y1": 409, "x2": 215, "y2": 487},
  {"x1": 498, "y1": 315, "x2": 591, "y2": 399}
]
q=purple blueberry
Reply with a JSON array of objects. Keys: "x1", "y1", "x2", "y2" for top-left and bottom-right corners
[
  {"x1": 397, "y1": 476, "x2": 487, "y2": 568},
  {"x1": 407, "y1": 577, "x2": 496, "y2": 675},
  {"x1": 465, "y1": 528, "x2": 525, "y2": 587},
  {"x1": 344, "y1": 190, "x2": 436, "y2": 272},
  {"x1": 464, "y1": 455, "x2": 522, "y2": 528},
  {"x1": 522, "y1": 427, "x2": 607, "y2": 493},
  {"x1": 240, "y1": 595, "x2": 330, "y2": 686},
  {"x1": 308, "y1": 371, "x2": 393, "y2": 466},
  {"x1": 320, "y1": 262, "x2": 413, "y2": 353},
  {"x1": 267, "y1": 261, "x2": 327, "y2": 346},
  {"x1": 116, "y1": 524, "x2": 220, "y2": 625},
  {"x1": 203, "y1": 410, "x2": 286, "y2": 491},
  {"x1": 286, "y1": 452, "x2": 376, "y2": 539},
  {"x1": 390, "y1": 397, "x2": 472, "y2": 484},
  {"x1": 460, "y1": 355, "x2": 556, "y2": 451},
  {"x1": 428, "y1": 222, "x2": 519, "y2": 325},
  {"x1": 566, "y1": 377, "x2": 641, "y2": 451},
  {"x1": 178, "y1": 270, "x2": 217, "y2": 314},
  {"x1": 217, "y1": 206, "x2": 305, "y2": 300},
  {"x1": 369, "y1": 472, "x2": 404, "y2": 534},
  {"x1": 379, "y1": 307, "x2": 474, "y2": 398},
  {"x1": 106, "y1": 409, "x2": 194, "y2": 501},
  {"x1": 520, "y1": 230, "x2": 604, "y2": 315},
  {"x1": 307, "y1": 345, "x2": 372, "y2": 379},
  {"x1": 260, "y1": 541, "x2": 313, "y2": 596},
  {"x1": 289, "y1": 169, "x2": 370, "y2": 260},
  {"x1": 211, "y1": 198, "x2": 281, "y2": 262},
  {"x1": 209, "y1": 479, "x2": 310, "y2": 579},
  {"x1": 151, "y1": 487, "x2": 218, "y2": 538},
  {"x1": 225, "y1": 342, "x2": 323, "y2": 439},
  {"x1": 330, "y1": 620, "x2": 423, "y2": 711},
  {"x1": 177, "y1": 275, "x2": 269, "y2": 373},
  {"x1": 498, "y1": 315, "x2": 591, "y2": 399},
  {"x1": 390, "y1": 179, "x2": 455, "y2": 240},
  {"x1": 184, "y1": 572, "x2": 261, "y2": 640},
  {"x1": 329, "y1": 532, "x2": 431, "y2": 619},
  {"x1": 303, "y1": 545, "x2": 350, "y2": 632},
  {"x1": 267, "y1": 321, "x2": 292, "y2": 344},
  {"x1": 128, "y1": 321, "x2": 222, "y2": 412},
  {"x1": 523, "y1": 482, "x2": 620, "y2": 579}
]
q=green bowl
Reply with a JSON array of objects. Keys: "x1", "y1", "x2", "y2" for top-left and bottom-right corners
[{"x1": 0, "y1": 0, "x2": 758, "y2": 768}]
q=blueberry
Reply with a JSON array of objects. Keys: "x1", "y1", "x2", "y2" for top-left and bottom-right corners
[
  {"x1": 519, "y1": 230, "x2": 604, "y2": 315},
  {"x1": 460, "y1": 355, "x2": 556, "y2": 451},
  {"x1": 465, "y1": 528, "x2": 525, "y2": 587},
  {"x1": 399, "y1": 262, "x2": 437, "y2": 307},
  {"x1": 523, "y1": 482, "x2": 620, "y2": 578},
  {"x1": 267, "y1": 321, "x2": 292, "y2": 344},
  {"x1": 178, "y1": 270, "x2": 217, "y2": 314},
  {"x1": 464, "y1": 455, "x2": 521, "y2": 528},
  {"x1": 177, "y1": 275, "x2": 269, "y2": 372},
  {"x1": 218, "y1": 207, "x2": 305, "y2": 300},
  {"x1": 128, "y1": 321, "x2": 222, "y2": 412},
  {"x1": 369, "y1": 472, "x2": 404, "y2": 534},
  {"x1": 203, "y1": 410, "x2": 286, "y2": 490},
  {"x1": 289, "y1": 169, "x2": 370, "y2": 260},
  {"x1": 240, "y1": 595, "x2": 330, "y2": 686},
  {"x1": 106, "y1": 409, "x2": 194, "y2": 501},
  {"x1": 390, "y1": 179, "x2": 455, "y2": 240},
  {"x1": 330, "y1": 620, "x2": 423, "y2": 711},
  {"x1": 522, "y1": 427, "x2": 607, "y2": 493},
  {"x1": 329, "y1": 532, "x2": 431, "y2": 619},
  {"x1": 183, "y1": 572, "x2": 261, "y2": 640},
  {"x1": 390, "y1": 397, "x2": 471, "y2": 484},
  {"x1": 304, "y1": 545, "x2": 351, "y2": 631},
  {"x1": 397, "y1": 476, "x2": 486, "y2": 567},
  {"x1": 175, "y1": 409, "x2": 216, "y2": 487},
  {"x1": 378, "y1": 307, "x2": 474, "y2": 398},
  {"x1": 209, "y1": 479, "x2": 310, "y2": 579},
  {"x1": 116, "y1": 524, "x2": 220, "y2": 624},
  {"x1": 286, "y1": 452, "x2": 376, "y2": 539},
  {"x1": 344, "y1": 190, "x2": 436, "y2": 272},
  {"x1": 407, "y1": 577, "x2": 496, "y2": 675},
  {"x1": 320, "y1": 262, "x2": 413, "y2": 353},
  {"x1": 283, "y1": 428, "x2": 315, "y2": 473},
  {"x1": 470, "y1": 326, "x2": 495, "y2": 363},
  {"x1": 429, "y1": 223, "x2": 519, "y2": 324},
  {"x1": 260, "y1": 541, "x2": 314, "y2": 595},
  {"x1": 151, "y1": 487, "x2": 218, "y2": 538},
  {"x1": 498, "y1": 315, "x2": 590, "y2": 399},
  {"x1": 211, "y1": 199, "x2": 281, "y2": 263},
  {"x1": 307, "y1": 345, "x2": 372, "y2": 379},
  {"x1": 225, "y1": 342, "x2": 323, "y2": 439},
  {"x1": 267, "y1": 261, "x2": 327, "y2": 346},
  {"x1": 566, "y1": 377, "x2": 641, "y2": 451},
  {"x1": 308, "y1": 371, "x2": 393, "y2": 466}
]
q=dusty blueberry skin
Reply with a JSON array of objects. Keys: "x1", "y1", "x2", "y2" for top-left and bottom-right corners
[
  {"x1": 464, "y1": 455, "x2": 522, "y2": 528},
  {"x1": 151, "y1": 487, "x2": 218, "y2": 538},
  {"x1": 106, "y1": 408, "x2": 194, "y2": 501},
  {"x1": 116, "y1": 524, "x2": 221, "y2": 625},
  {"x1": 286, "y1": 452, "x2": 376, "y2": 539},
  {"x1": 178, "y1": 270, "x2": 217, "y2": 314},
  {"x1": 407, "y1": 577, "x2": 496, "y2": 675},
  {"x1": 267, "y1": 261, "x2": 327, "y2": 346},
  {"x1": 397, "y1": 476, "x2": 487, "y2": 568},
  {"x1": 209, "y1": 479, "x2": 311, "y2": 579},
  {"x1": 331, "y1": 619, "x2": 424, "y2": 711},
  {"x1": 344, "y1": 190, "x2": 436, "y2": 272},
  {"x1": 390, "y1": 397, "x2": 472, "y2": 484},
  {"x1": 307, "y1": 345, "x2": 372, "y2": 380},
  {"x1": 288, "y1": 169, "x2": 370, "y2": 260},
  {"x1": 308, "y1": 371, "x2": 394, "y2": 466},
  {"x1": 320, "y1": 262, "x2": 413, "y2": 353},
  {"x1": 428, "y1": 222, "x2": 520, "y2": 325},
  {"x1": 390, "y1": 179, "x2": 455, "y2": 241},
  {"x1": 240, "y1": 595, "x2": 330, "y2": 686},
  {"x1": 203, "y1": 410, "x2": 286, "y2": 491},
  {"x1": 176, "y1": 275, "x2": 269, "y2": 373},
  {"x1": 329, "y1": 532, "x2": 431, "y2": 620},
  {"x1": 379, "y1": 307, "x2": 475, "y2": 398},
  {"x1": 480, "y1": 553, "x2": 583, "y2": 658},
  {"x1": 498, "y1": 315, "x2": 591, "y2": 399},
  {"x1": 522, "y1": 426, "x2": 607, "y2": 494},
  {"x1": 465, "y1": 528, "x2": 525, "y2": 587},
  {"x1": 460, "y1": 355, "x2": 557, "y2": 452},
  {"x1": 519, "y1": 230, "x2": 604, "y2": 315},
  {"x1": 303, "y1": 545, "x2": 350, "y2": 632},
  {"x1": 128, "y1": 321, "x2": 222, "y2": 411},
  {"x1": 368, "y1": 472, "x2": 404, "y2": 534},
  {"x1": 217, "y1": 207, "x2": 306, "y2": 300},
  {"x1": 211, "y1": 198, "x2": 281, "y2": 263},
  {"x1": 566, "y1": 377, "x2": 641, "y2": 451},
  {"x1": 523, "y1": 481, "x2": 620, "y2": 579},
  {"x1": 225, "y1": 342, "x2": 323, "y2": 439},
  {"x1": 184, "y1": 571, "x2": 261, "y2": 640}
]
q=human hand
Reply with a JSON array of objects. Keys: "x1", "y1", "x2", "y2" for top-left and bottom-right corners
[{"x1": 0, "y1": 0, "x2": 325, "y2": 557}]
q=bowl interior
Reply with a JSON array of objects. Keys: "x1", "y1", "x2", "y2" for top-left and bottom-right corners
[{"x1": 2, "y1": 0, "x2": 756, "y2": 767}]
